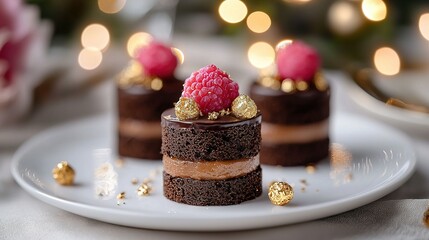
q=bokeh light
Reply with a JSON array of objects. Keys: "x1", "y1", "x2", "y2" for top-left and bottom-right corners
[
  {"x1": 328, "y1": 1, "x2": 363, "y2": 35},
  {"x1": 98, "y1": 0, "x2": 127, "y2": 14},
  {"x1": 218, "y1": 0, "x2": 248, "y2": 24},
  {"x1": 361, "y1": 0, "x2": 387, "y2": 22},
  {"x1": 283, "y1": 0, "x2": 312, "y2": 4},
  {"x1": 276, "y1": 39, "x2": 293, "y2": 51},
  {"x1": 171, "y1": 47, "x2": 185, "y2": 65},
  {"x1": 78, "y1": 48, "x2": 103, "y2": 70},
  {"x1": 374, "y1": 47, "x2": 400, "y2": 76},
  {"x1": 419, "y1": 13, "x2": 429, "y2": 41},
  {"x1": 246, "y1": 11, "x2": 271, "y2": 33},
  {"x1": 81, "y1": 24, "x2": 110, "y2": 51},
  {"x1": 248, "y1": 42, "x2": 275, "y2": 69},
  {"x1": 126, "y1": 32, "x2": 153, "y2": 57}
]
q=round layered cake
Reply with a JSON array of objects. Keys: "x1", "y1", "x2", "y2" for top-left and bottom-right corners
[
  {"x1": 161, "y1": 64, "x2": 262, "y2": 206},
  {"x1": 249, "y1": 41, "x2": 330, "y2": 166},
  {"x1": 117, "y1": 41, "x2": 182, "y2": 160}
]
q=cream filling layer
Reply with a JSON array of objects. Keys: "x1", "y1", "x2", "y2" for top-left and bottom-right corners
[
  {"x1": 163, "y1": 155, "x2": 260, "y2": 180},
  {"x1": 261, "y1": 120, "x2": 329, "y2": 144},
  {"x1": 118, "y1": 118, "x2": 161, "y2": 139}
]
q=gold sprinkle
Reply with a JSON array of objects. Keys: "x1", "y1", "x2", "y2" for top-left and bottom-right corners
[
  {"x1": 305, "y1": 164, "x2": 316, "y2": 174},
  {"x1": 268, "y1": 181, "x2": 294, "y2": 206},
  {"x1": 314, "y1": 72, "x2": 328, "y2": 91},
  {"x1": 424, "y1": 206, "x2": 429, "y2": 227},
  {"x1": 116, "y1": 192, "x2": 126, "y2": 199},
  {"x1": 219, "y1": 108, "x2": 231, "y2": 116},
  {"x1": 52, "y1": 161, "x2": 75, "y2": 186},
  {"x1": 174, "y1": 97, "x2": 200, "y2": 120},
  {"x1": 131, "y1": 178, "x2": 138, "y2": 185},
  {"x1": 260, "y1": 76, "x2": 281, "y2": 90},
  {"x1": 115, "y1": 158, "x2": 124, "y2": 168},
  {"x1": 231, "y1": 95, "x2": 258, "y2": 119},
  {"x1": 300, "y1": 179, "x2": 308, "y2": 186},
  {"x1": 150, "y1": 78, "x2": 163, "y2": 91},
  {"x1": 296, "y1": 80, "x2": 308, "y2": 91},
  {"x1": 281, "y1": 79, "x2": 295, "y2": 93},
  {"x1": 137, "y1": 183, "x2": 152, "y2": 196},
  {"x1": 208, "y1": 111, "x2": 220, "y2": 120}
]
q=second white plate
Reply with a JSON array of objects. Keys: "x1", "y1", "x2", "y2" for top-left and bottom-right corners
[{"x1": 11, "y1": 113, "x2": 416, "y2": 231}]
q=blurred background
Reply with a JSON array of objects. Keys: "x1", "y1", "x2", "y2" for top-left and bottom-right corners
[{"x1": 1, "y1": 0, "x2": 429, "y2": 129}]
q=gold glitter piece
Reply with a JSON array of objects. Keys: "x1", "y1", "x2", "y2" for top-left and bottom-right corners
[
  {"x1": 174, "y1": 97, "x2": 200, "y2": 120},
  {"x1": 231, "y1": 95, "x2": 258, "y2": 119},
  {"x1": 151, "y1": 78, "x2": 163, "y2": 91},
  {"x1": 296, "y1": 80, "x2": 308, "y2": 91},
  {"x1": 219, "y1": 109, "x2": 231, "y2": 116},
  {"x1": 260, "y1": 76, "x2": 281, "y2": 90},
  {"x1": 52, "y1": 161, "x2": 75, "y2": 186},
  {"x1": 137, "y1": 183, "x2": 152, "y2": 196},
  {"x1": 424, "y1": 207, "x2": 429, "y2": 227},
  {"x1": 305, "y1": 164, "x2": 316, "y2": 174},
  {"x1": 117, "y1": 192, "x2": 126, "y2": 200},
  {"x1": 208, "y1": 111, "x2": 220, "y2": 120},
  {"x1": 314, "y1": 72, "x2": 328, "y2": 91},
  {"x1": 281, "y1": 79, "x2": 295, "y2": 93},
  {"x1": 268, "y1": 181, "x2": 294, "y2": 206},
  {"x1": 131, "y1": 178, "x2": 138, "y2": 185}
]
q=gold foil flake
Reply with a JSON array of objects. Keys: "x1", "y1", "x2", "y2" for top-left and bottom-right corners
[
  {"x1": 151, "y1": 78, "x2": 163, "y2": 91},
  {"x1": 219, "y1": 109, "x2": 231, "y2": 116},
  {"x1": 314, "y1": 72, "x2": 328, "y2": 91},
  {"x1": 174, "y1": 97, "x2": 200, "y2": 120},
  {"x1": 231, "y1": 95, "x2": 258, "y2": 119},
  {"x1": 424, "y1": 206, "x2": 429, "y2": 227},
  {"x1": 296, "y1": 80, "x2": 308, "y2": 91},
  {"x1": 208, "y1": 111, "x2": 220, "y2": 120},
  {"x1": 137, "y1": 183, "x2": 152, "y2": 196},
  {"x1": 260, "y1": 76, "x2": 281, "y2": 90},
  {"x1": 52, "y1": 161, "x2": 75, "y2": 186},
  {"x1": 116, "y1": 192, "x2": 126, "y2": 200},
  {"x1": 131, "y1": 178, "x2": 138, "y2": 185},
  {"x1": 268, "y1": 181, "x2": 294, "y2": 206},
  {"x1": 305, "y1": 164, "x2": 316, "y2": 174},
  {"x1": 281, "y1": 79, "x2": 295, "y2": 93}
]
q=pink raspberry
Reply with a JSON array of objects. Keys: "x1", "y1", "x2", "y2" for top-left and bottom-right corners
[
  {"x1": 135, "y1": 41, "x2": 178, "y2": 78},
  {"x1": 276, "y1": 41, "x2": 320, "y2": 81},
  {"x1": 182, "y1": 64, "x2": 239, "y2": 114}
]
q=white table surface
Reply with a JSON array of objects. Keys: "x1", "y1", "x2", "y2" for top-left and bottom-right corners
[{"x1": 1, "y1": 37, "x2": 429, "y2": 239}]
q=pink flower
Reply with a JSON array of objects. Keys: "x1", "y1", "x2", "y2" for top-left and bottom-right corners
[{"x1": 0, "y1": 0, "x2": 51, "y2": 124}]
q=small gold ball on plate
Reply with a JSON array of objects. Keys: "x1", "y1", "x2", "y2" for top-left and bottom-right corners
[
  {"x1": 231, "y1": 95, "x2": 258, "y2": 119},
  {"x1": 268, "y1": 181, "x2": 294, "y2": 206},
  {"x1": 175, "y1": 97, "x2": 200, "y2": 120},
  {"x1": 52, "y1": 161, "x2": 75, "y2": 186},
  {"x1": 137, "y1": 183, "x2": 152, "y2": 196}
]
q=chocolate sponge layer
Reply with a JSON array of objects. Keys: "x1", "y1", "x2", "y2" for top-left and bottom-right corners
[
  {"x1": 161, "y1": 110, "x2": 261, "y2": 161},
  {"x1": 163, "y1": 166, "x2": 262, "y2": 206},
  {"x1": 249, "y1": 81, "x2": 330, "y2": 125},
  {"x1": 260, "y1": 138, "x2": 329, "y2": 166},
  {"x1": 118, "y1": 135, "x2": 162, "y2": 160}
]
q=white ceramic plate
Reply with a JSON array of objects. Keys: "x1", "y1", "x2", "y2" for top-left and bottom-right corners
[
  {"x1": 11, "y1": 114, "x2": 416, "y2": 231},
  {"x1": 348, "y1": 77, "x2": 429, "y2": 128}
]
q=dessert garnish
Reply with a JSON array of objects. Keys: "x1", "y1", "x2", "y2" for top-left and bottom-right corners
[
  {"x1": 118, "y1": 41, "x2": 178, "y2": 89},
  {"x1": 116, "y1": 192, "x2": 126, "y2": 200},
  {"x1": 176, "y1": 64, "x2": 257, "y2": 120},
  {"x1": 137, "y1": 183, "x2": 152, "y2": 197},
  {"x1": 268, "y1": 181, "x2": 294, "y2": 206},
  {"x1": 52, "y1": 161, "x2": 75, "y2": 186},
  {"x1": 260, "y1": 41, "x2": 328, "y2": 93}
]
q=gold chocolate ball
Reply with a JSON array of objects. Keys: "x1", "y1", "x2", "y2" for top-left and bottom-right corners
[
  {"x1": 268, "y1": 181, "x2": 294, "y2": 206},
  {"x1": 52, "y1": 161, "x2": 75, "y2": 185},
  {"x1": 175, "y1": 97, "x2": 200, "y2": 120},
  {"x1": 231, "y1": 95, "x2": 258, "y2": 119}
]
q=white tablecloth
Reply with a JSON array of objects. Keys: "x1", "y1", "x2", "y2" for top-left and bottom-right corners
[{"x1": 1, "y1": 37, "x2": 428, "y2": 239}]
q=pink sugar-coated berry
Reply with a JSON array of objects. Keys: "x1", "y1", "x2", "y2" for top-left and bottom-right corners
[
  {"x1": 276, "y1": 41, "x2": 320, "y2": 81},
  {"x1": 182, "y1": 64, "x2": 239, "y2": 115},
  {"x1": 135, "y1": 41, "x2": 178, "y2": 78}
]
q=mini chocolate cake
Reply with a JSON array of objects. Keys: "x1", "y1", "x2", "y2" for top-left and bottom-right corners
[
  {"x1": 249, "y1": 41, "x2": 330, "y2": 166},
  {"x1": 117, "y1": 41, "x2": 182, "y2": 160},
  {"x1": 162, "y1": 64, "x2": 262, "y2": 206}
]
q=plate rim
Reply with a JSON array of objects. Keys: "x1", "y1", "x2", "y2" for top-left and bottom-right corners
[{"x1": 10, "y1": 113, "x2": 417, "y2": 231}]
